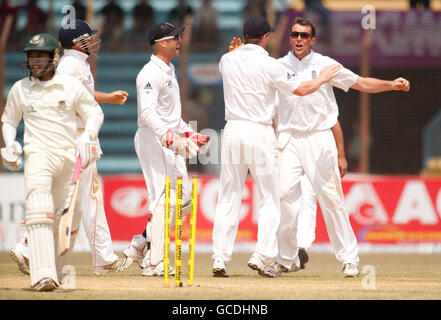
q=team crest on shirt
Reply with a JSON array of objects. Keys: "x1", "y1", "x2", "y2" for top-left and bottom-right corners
[
  {"x1": 287, "y1": 72, "x2": 296, "y2": 80},
  {"x1": 25, "y1": 103, "x2": 36, "y2": 113},
  {"x1": 57, "y1": 100, "x2": 67, "y2": 111},
  {"x1": 311, "y1": 70, "x2": 317, "y2": 79}
]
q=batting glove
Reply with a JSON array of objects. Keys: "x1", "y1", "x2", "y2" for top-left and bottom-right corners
[
  {"x1": 77, "y1": 131, "x2": 100, "y2": 169},
  {"x1": 1, "y1": 141, "x2": 22, "y2": 171}
]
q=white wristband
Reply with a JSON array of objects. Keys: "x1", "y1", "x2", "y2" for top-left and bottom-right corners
[{"x1": 2, "y1": 122, "x2": 17, "y2": 147}]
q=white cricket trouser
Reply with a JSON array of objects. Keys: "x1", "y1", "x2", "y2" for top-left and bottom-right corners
[
  {"x1": 77, "y1": 162, "x2": 118, "y2": 267},
  {"x1": 134, "y1": 126, "x2": 191, "y2": 267},
  {"x1": 277, "y1": 129, "x2": 359, "y2": 268},
  {"x1": 24, "y1": 147, "x2": 77, "y2": 286},
  {"x1": 212, "y1": 120, "x2": 280, "y2": 263},
  {"x1": 297, "y1": 176, "x2": 317, "y2": 249}
]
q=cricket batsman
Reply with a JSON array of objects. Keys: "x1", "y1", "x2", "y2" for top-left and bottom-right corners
[{"x1": 1, "y1": 33, "x2": 103, "y2": 291}]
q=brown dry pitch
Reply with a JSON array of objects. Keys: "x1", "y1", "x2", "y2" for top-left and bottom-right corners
[{"x1": 1, "y1": 251, "x2": 441, "y2": 300}]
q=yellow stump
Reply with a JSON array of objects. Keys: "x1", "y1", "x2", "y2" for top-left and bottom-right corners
[
  {"x1": 175, "y1": 176, "x2": 183, "y2": 287},
  {"x1": 188, "y1": 176, "x2": 198, "y2": 285},
  {"x1": 163, "y1": 176, "x2": 171, "y2": 287}
]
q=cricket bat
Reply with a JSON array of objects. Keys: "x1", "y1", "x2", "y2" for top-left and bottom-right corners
[{"x1": 58, "y1": 156, "x2": 82, "y2": 256}]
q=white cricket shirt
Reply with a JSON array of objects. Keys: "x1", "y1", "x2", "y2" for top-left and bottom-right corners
[
  {"x1": 136, "y1": 54, "x2": 191, "y2": 138},
  {"x1": 1, "y1": 72, "x2": 103, "y2": 153},
  {"x1": 219, "y1": 44, "x2": 301, "y2": 125},
  {"x1": 57, "y1": 49, "x2": 95, "y2": 95},
  {"x1": 276, "y1": 50, "x2": 358, "y2": 133},
  {"x1": 57, "y1": 49, "x2": 95, "y2": 130}
]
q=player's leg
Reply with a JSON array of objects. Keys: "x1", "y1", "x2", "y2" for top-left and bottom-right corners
[
  {"x1": 52, "y1": 152, "x2": 83, "y2": 283},
  {"x1": 247, "y1": 124, "x2": 280, "y2": 277},
  {"x1": 123, "y1": 129, "x2": 153, "y2": 265},
  {"x1": 24, "y1": 151, "x2": 61, "y2": 291},
  {"x1": 303, "y1": 130, "x2": 359, "y2": 276},
  {"x1": 275, "y1": 134, "x2": 304, "y2": 273},
  {"x1": 294, "y1": 176, "x2": 317, "y2": 270},
  {"x1": 9, "y1": 232, "x2": 30, "y2": 275},
  {"x1": 76, "y1": 164, "x2": 113, "y2": 274},
  {"x1": 212, "y1": 121, "x2": 248, "y2": 276},
  {"x1": 141, "y1": 155, "x2": 190, "y2": 276},
  {"x1": 86, "y1": 163, "x2": 132, "y2": 275},
  {"x1": 124, "y1": 223, "x2": 151, "y2": 268},
  {"x1": 144, "y1": 154, "x2": 190, "y2": 275},
  {"x1": 143, "y1": 194, "x2": 170, "y2": 276},
  {"x1": 133, "y1": 127, "x2": 173, "y2": 275},
  {"x1": 298, "y1": 176, "x2": 317, "y2": 247}
]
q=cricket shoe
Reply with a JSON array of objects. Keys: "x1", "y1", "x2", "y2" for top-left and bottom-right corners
[
  {"x1": 274, "y1": 249, "x2": 308, "y2": 276},
  {"x1": 274, "y1": 259, "x2": 302, "y2": 276},
  {"x1": 94, "y1": 257, "x2": 133, "y2": 276},
  {"x1": 142, "y1": 261, "x2": 175, "y2": 276},
  {"x1": 123, "y1": 234, "x2": 149, "y2": 268},
  {"x1": 9, "y1": 248, "x2": 30, "y2": 275},
  {"x1": 342, "y1": 263, "x2": 360, "y2": 277},
  {"x1": 33, "y1": 277, "x2": 58, "y2": 292},
  {"x1": 298, "y1": 247, "x2": 309, "y2": 269},
  {"x1": 274, "y1": 262, "x2": 290, "y2": 276},
  {"x1": 213, "y1": 258, "x2": 228, "y2": 277},
  {"x1": 247, "y1": 253, "x2": 277, "y2": 278}
]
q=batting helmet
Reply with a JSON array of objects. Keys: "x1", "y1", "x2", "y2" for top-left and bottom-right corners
[
  {"x1": 23, "y1": 33, "x2": 59, "y2": 55},
  {"x1": 58, "y1": 19, "x2": 98, "y2": 48},
  {"x1": 23, "y1": 33, "x2": 59, "y2": 79}
]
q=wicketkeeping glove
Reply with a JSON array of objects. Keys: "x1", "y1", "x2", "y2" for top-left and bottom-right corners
[
  {"x1": 184, "y1": 131, "x2": 211, "y2": 155},
  {"x1": 1, "y1": 141, "x2": 22, "y2": 171},
  {"x1": 160, "y1": 129, "x2": 199, "y2": 160}
]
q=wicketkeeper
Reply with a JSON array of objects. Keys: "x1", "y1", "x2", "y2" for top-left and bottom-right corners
[{"x1": 123, "y1": 22, "x2": 210, "y2": 276}]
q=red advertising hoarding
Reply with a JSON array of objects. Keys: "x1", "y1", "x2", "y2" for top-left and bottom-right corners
[{"x1": 102, "y1": 174, "x2": 441, "y2": 245}]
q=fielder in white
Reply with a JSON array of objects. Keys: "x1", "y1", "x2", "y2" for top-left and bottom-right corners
[
  {"x1": 123, "y1": 22, "x2": 210, "y2": 276},
  {"x1": 291, "y1": 121, "x2": 347, "y2": 267},
  {"x1": 9, "y1": 19, "x2": 132, "y2": 276},
  {"x1": 212, "y1": 16, "x2": 341, "y2": 278},
  {"x1": 274, "y1": 17, "x2": 410, "y2": 277},
  {"x1": 1, "y1": 33, "x2": 103, "y2": 291}
]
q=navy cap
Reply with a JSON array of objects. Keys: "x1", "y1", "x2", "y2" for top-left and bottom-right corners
[
  {"x1": 243, "y1": 16, "x2": 275, "y2": 38},
  {"x1": 148, "y1": 22, "x2": 185, "y2": 46},
  {"x1": 58, "y1": 19, "x2": 98, "y2": 47}
]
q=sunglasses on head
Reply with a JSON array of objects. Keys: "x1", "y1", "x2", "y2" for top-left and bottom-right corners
[{"x1": 289, "y1": 31, "x2": 312, "y2": 39}]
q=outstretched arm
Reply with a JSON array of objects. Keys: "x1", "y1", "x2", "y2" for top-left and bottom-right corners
[
  {"x1": 94, "y1": 90, "x2": 129, "y2": 105},
  {"x1": 350, "y1": 76, "x2": 410, "y2": 93}
]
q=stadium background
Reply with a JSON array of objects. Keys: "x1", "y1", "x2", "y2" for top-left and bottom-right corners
[{"x1": 1, "y1": 0, "x2": 441, "y2": 255}]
